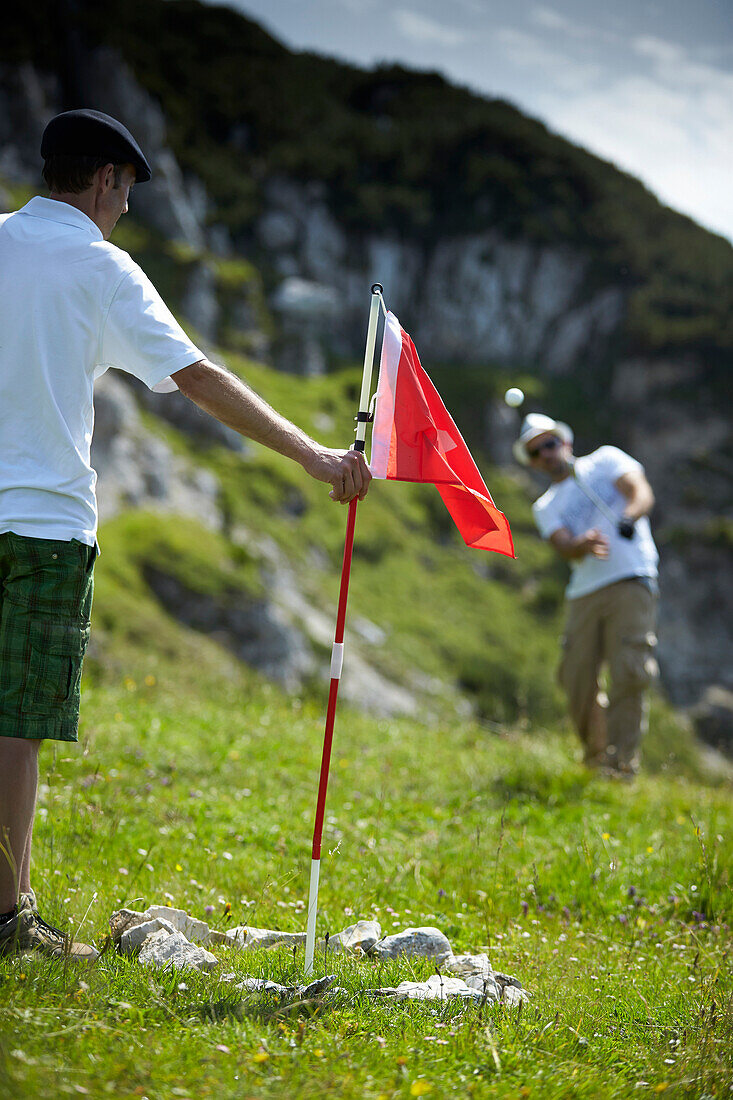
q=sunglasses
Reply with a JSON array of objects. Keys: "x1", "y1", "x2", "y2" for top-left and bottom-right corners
[{"x1": 527, "y1": 436, "x2": 561, "y2": 459}]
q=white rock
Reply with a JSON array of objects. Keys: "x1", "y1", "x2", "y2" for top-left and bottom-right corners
[
  {"x1": 111, "y1": 904, "x2": 211, "y2": 947},
  {"x1": 297, "y1": 975, "x2": 337, "y2": 998},
  {"x1": 394, "y1": 974, "x2": 482, "y2": 1002},
  {"x1": 445, "y1": 953, "x2": 500, "y2": 1001},
  {"x1": 217, "y1": 925, "x2": 307, "y2": 951},
  {"x1": 208, "y1": 929, "x2": 231, "y2": 945},
  {"x1": 144, "y1": 905, "x2": 211, "y2": 945},
  {"x1": 501, "y1": 984, "x2": 531, "y2": 1006},
  {"x1": 138, "y1": 929, "x2": 218, "y2": 972},
  {"x1": 371, "y1": 927, "x2": 452, "y2": 964},
  {"x1": 232, "y1": 974, "x2": 338, "y2": 999},
  {"x1": 445, "y1": 952, "x2": 492, "y2": 977},
  {"x1": 109, "y1": 908, "x2": 147, "y2": 942},
  {"x1": 492, "y1": 971, "x2": 531, "y2": 1004},
  {"x1": 464, "y1": 974, "x2": 501, "y2": 1000},
  {"x1": 271, "y1": 276, "x2": 337, "y2": 320},
  {"x1": 236, "y1": 977, "x2": 290, "y2": 996},
  {"x1": 323, "y1": 920, "x2": 382, "y2": 955},
  {"x1": 119, "y1": 917, "x2": 177, "y2": 954}
]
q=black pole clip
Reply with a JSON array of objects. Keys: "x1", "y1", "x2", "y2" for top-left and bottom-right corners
[
  {"x1": 354, "y1": 410, "x2": 373, "y2": 424},
  {"x1": 371, "y1": 283, "x2": 384, "y2": 296}
]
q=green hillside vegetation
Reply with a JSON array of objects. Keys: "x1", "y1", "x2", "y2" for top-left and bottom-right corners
[{"x1": 5, "y1": 0, "x2": 732, "y2": 371}]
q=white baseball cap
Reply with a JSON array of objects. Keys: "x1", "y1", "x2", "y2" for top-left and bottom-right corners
[{"x1": 513, "y1": 413, "x2": 573, "y2": 466}]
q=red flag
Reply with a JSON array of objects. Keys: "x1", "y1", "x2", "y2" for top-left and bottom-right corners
[{"x1": 371, "y1": 312, "x2": 514, "y2": 557}]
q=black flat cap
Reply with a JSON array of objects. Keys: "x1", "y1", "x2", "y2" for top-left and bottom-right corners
[{"x1": 41, "y1": 109, "x2": 152, "y2": 183}]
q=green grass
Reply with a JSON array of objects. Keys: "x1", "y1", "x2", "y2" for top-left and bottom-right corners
[{"x1": 1, "y1": 524, "x2": 731, "y2": 1098}]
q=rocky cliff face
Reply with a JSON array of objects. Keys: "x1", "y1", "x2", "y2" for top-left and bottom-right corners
[
  {"x1": 260, "y1": 175, "x2": 626, "y2": 373},
  {"x1": 1, "y1": 54, "x2": 730, "y2": 747}
]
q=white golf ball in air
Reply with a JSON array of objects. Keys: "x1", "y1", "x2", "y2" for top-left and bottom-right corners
[{"x1": 504, "y1": 387, "x2": 525, "y2": 408}]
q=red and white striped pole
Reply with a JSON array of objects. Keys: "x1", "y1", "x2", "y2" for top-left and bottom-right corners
[{"x1": 304, "y1": 283, "x2": 383, "y2": 974}]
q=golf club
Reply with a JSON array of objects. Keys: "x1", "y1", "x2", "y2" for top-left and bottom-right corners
[{"x1": 568, "y1": 458, "x2": 634, "y2": 538}]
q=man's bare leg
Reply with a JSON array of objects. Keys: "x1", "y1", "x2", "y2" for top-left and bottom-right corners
[
  {"x1": 0, "y1": 737, "x2": 97, "y2": 960},
  {"x1": 0, "y1": 738, "x2": 40, "y2": 913},
  {"x1": 19, "y1": 812, "x2": 35, "y2": 896}
]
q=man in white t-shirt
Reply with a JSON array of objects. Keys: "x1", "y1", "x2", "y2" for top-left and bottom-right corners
[
  {"x1": 0, "y1": 110, "x2": 371, "y2": 958},
  {"x1": 513, "y1": 413, "x2": 658, "y2": 777}
]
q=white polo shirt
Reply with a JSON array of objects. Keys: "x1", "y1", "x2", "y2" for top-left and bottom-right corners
[
  {"x1": 532, "y1": 446, "x2": 658, "y2": 599},
  {"x1": 0, "y1": 196, "x2": 203, "y2": 545}
]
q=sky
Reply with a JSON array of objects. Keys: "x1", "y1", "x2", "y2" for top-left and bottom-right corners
[{"x1": 203, "y1": 0, "x2": 733, "y2": 243}]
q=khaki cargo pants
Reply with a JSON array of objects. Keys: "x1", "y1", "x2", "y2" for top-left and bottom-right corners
[{"x1": 559, "y1": 578, "x2": 658, "y2": 770}]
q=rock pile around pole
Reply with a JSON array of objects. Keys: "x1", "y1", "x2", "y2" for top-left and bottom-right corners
[{"x1": 109, "y1": 905, "x2": 530, "y2": 1006}]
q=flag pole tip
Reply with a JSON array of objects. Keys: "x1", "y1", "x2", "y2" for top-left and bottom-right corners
[{"x1": 371, "y1": 282, "x2": 384, "y2": 295}]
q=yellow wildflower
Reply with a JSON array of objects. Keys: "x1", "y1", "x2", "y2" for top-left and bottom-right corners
[{"x1": 410, "y1": 1082, "x2": 433, "y2": 1097}]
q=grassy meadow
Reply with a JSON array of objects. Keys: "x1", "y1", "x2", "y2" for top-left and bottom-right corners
[
  {"x1": 0, "y1": 356, "x2": 731, "y2": 1098},
  {"x1": 1, "y1": 643, "x2": 731, "y2": 1098}
]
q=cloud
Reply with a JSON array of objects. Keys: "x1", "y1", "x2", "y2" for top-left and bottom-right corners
[
  {"x1": 543, "y1": 36, "x2": 733, "y2": 239},
  {"x1": 493, "y1": 21, "x2": 732, "y2": 239},
  {"x1": 530, "y1": 6, "x2": 570, "y2": 32},
  {"x1": 531, "y1": 5, "x2": 591, "y2": 39},
  {"x1": 632, "y1": 35, "x2": 680, "y2": 66},
  {"x1": 332, "y1": 0, "x2": 382, "y2": 13},
  {"x1": 496, "y1": 28, "x2": 601, "y2": 91},
  {"x1": 392, "y1": 8, "x2": 468, "y2": 48},
  {"x1": 530, "y1": 5, "x2": 618, "y2": 43},
  {"x1": 632, "y1": 34, "x2": 733, "y2": 97}
]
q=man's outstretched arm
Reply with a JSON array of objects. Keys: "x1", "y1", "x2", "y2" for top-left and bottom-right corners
[
  {"x1": 172, "y1": 359, "x2": 371, "y2": 503},
  {"x1": 615, "y1": 470, "x2": 654, "y2": 523}
]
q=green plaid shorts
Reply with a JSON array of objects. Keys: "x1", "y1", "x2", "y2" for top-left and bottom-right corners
[{"x1": 0, "y1": 532, "x2": 96, "y2": 741}]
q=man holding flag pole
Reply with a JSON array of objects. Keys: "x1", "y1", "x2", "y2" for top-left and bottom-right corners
[
  {"x1": 0, "y1": 101, "x2": 511, "y2": 965},
  {"x1": 0, "y1": 108, "x2": 371, "y2": 959}
]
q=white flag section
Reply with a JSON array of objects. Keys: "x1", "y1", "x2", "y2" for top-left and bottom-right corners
[{"x1": 370, "y1": 310, "x2": 402, "y2": 479}]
